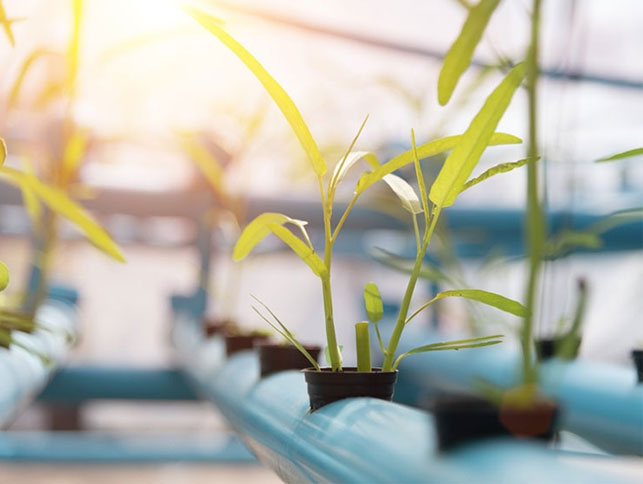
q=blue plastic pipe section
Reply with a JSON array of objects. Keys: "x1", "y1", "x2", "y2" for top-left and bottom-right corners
[
  {"x1": 0, "y1": 299, "x2": 77, "y2": 427},
  {"x1": 174, "y1": 317, "x2": 636, "y2": 483},
  {"x1": 393, "y1": 329, "x2": 643, "y2": 456}
]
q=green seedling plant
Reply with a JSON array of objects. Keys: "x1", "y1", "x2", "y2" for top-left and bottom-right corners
[{"x1": 184, "y1": 7, "x2": 540, "y2": 372}]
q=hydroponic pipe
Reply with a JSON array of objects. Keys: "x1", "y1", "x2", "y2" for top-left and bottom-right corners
[
  {"x1": 173, "y1": 318, "x2": 635, "y2": 483},
  {"x1": 0, "y1": 298, "x2": 77, "y2": 427},
  {"x1": 393, "y1": 329, "x2": 643, "y2": 456}
]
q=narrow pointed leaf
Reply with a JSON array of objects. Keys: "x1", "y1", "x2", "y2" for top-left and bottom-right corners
[
  {"x1": 0, "y1": 2, "x2": 15, "y2": 46},
  {"x1": 185, "y1": 7, "x2": 326, "y2": 177},
  {"x1": 363, "y1": 282, "x2": 383, "y2": 323},
  {"x1": 356, "y1": 132, "x2": 521, "y2": 194},
  {"x1": 177, "y1": 132, "x2": 226, "y2": 199},
  {"x1": 370, "y1": 247, "x2": 451, "y2": 284},
  {"x1": 545, "y1": 230, "x2": 603, "y2": 257},
  {"x1": 331, "y1": 150, "x2": 379, "y2": 194},
  {"x1": 588, "y1": 207, "x2": 643, "y2": 234},
  {"x1": 9, "y1": 49, "x2": 59, "y2": 108},
  {"x1": 0, "y1": 261, "x2": 8, "y2": 292},
  {"x1": 438, "y1": 0, "x2": 501, "y2": 105},
  {"x1": 462, "y1": 157, "x2": 537, "y2": 191},
  {"x1": 0, "y1": 166, "x2": 125, "y2": 262},
  {"x1": 430, "y1": 63, "x2": 526, "y2": 208},
  {"x1": 234, "y1": 212, "x2": 310, "y2": 260},
  {"x1": 18, "y1": 158, "x2": 42, "y2": 228},
  {"x1": 382, "y1": 174, "x2": 423, "y2": 214},
  {"x1": 434, "y1": 289, "x2": 526, "y2": 316},
  {"x1": 0, "y1": 138, "x2": 6, "y2": 165},
  {"x1": 60, "y1": 128, "x2": 89, "y2": 184},
  {"x1": 596, "y1": 147, "x2": 643, "y2": 162},
  {"x1": 268, "y1": 223, "x2": 327, "y2": 277}
]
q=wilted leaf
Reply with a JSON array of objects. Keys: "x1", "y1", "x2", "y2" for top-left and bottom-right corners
[
  {"x1": 438, "y1": 0, "x2": 501, "y2": 105},
  {"x1": 185, "y1": 7, "x2": 326, "y2": 177},
  {"x1": 363, "y1": 282, "x2": 383, "y2": 323},
  {"x1": 430, "y1": 63, "x2": 526, "y2": 208}
]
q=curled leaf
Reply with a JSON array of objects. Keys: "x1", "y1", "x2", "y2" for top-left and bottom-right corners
[
  {"x1": 462, "y1": 157, "x2": 538, "y2": 191},
  {"x1": 382, "y1": 174, "x2": 423, "y2": 214}
]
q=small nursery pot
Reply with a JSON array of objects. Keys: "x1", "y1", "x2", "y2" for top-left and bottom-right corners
[
  {"x1": 535, "y1": 336, "x2": 581, "y2": 360},
  {"x1": 202, "y1": 318, "x2": 235, "y2": 338},
  {"x1": 256, "y1": 343, "x2": 321, "y2": 378},
  {"x1": 431, "y1": 394, "x2": 559, "y2": 451},
  {"x1": 302, "y1": 367, "x2": 398, "y2": 411},
  {"x1": 632, "y1": 349, "x2": 643, "y2": 384},
  {"x1": 224, "y1": 333, "x2": 270, "y2": 356}
]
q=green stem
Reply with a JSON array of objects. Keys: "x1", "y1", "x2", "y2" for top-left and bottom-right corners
[
  {"x1": 355, "y1": 321, "x2": 371, "y2": 372},
  {"x1": 321, "y1": 181, "x2": 341, "y2": 371},
  {"x1": 522, "y1": 0, "x2": 543, "y2": 385},
  {"x1": 382, "y1": 208, "x2": 441, "y2": 372}
]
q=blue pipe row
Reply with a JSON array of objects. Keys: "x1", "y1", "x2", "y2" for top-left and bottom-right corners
[
  {"x1": 173, "y1": 316, "x2": 637, "y2": 483},
  {"x1": 392, "y1": 329, "x2": 643, "y2": 456},
  {"x1": 0, "y1": 298, "x2": 77, "y2": 427}
]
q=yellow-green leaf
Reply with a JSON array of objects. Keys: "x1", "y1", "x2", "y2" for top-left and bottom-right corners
[
  {"x1": 438, "y1": 0, "x2": 501, "y2": 105},
  {"x1": 0, "y1": 138, "x2": 6, "y2": 165},
  {"x1": 462, "y1": 157, "x2": 538, "y2": 191},
  {"x1": 185, "y1": 7, "x2": 326, "y2": 177},
  {"x1": 356, "y1": 132, "x2": 520, "y2": 194},
  {"x1": 176, "y1": 132, "x2": 226, "y2": 199},
  {"x1": 331, "y1": 150, "x2": 380, "y2": 193},
  {"x1": 61, "y1": 128, "x2": 89, "y2": 184},
  {"x1": 596, "y1": 147, "x2": 643, "y2": 163},
  {"x1": 9, "y1": 49, "x2": 58, "y2": 108},
  {"x1": 268, "y1": 223, "x2": 327, "y2": 278},
  {"x1": 434, "y1": 289, "x2": 526, "y2": 316},
  {"x1": 18, "y1": 158, "x2": 42, "y2": 228},
  {"x1": 0, "y1": 261, "x2": 9, "y2": 292},
  {"x1": 0, "y1": 1, "x2": 15, "y2": 46},
  {"x1": 545, "y1": 230, "x2": 603, "y2": 257},
  {"x1": 363, "y1": 282, "x2": 383, "y2": 323},
  {"x1": 430, "y1": 63, "x2": 526, "y2": 208},
  {"x1": 0, "y1": 166, "x2": 125, "y2": 262},
  {"x1": 382, "y1": 174, "x2": 423, "y2": 214}
]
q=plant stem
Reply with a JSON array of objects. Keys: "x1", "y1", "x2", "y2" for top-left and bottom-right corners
[
  {"x1": 522, "y1": 0, "x2": 543, "y2": 385},
  {"x1": 355, "y1": 321, "x2": 371, "y2": 372},
  {"x1": 321, "y1": 181, "x2": 341, "y2": 371},
  {"x1": 382, "y1": 208, "x2": 441, "y2": 372}
]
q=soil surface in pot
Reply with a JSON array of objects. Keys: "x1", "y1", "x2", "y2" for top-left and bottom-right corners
[
  {"x1": 432, "y1": 394, "x2": 559, "y2": 451},
  {"x1": 257, "y1": 343, "x2": 321, "y2": 378},
  {"x1": 303, "y1": 367, "x2": 398, "y2": 411}
]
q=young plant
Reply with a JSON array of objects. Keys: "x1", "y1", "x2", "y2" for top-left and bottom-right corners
[{"x1": 185, "y1": 7, "x2": 533, "y2": 372}]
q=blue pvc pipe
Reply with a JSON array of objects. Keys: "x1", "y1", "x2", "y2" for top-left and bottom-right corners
[
  {"x1": 0, "y1": 299, "x2": 77, "y2": 428},
  {"x1": 174, "y1": 318, "x2": 637, "y2": 483},
  {"x1": 393, "y1": 329, "x2": 643, "y2": 456}
]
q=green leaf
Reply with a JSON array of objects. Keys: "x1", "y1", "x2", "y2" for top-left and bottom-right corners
[
  {"x1": 588, "y1": 207, "x2": 643, "y2": 235},
  {"x1": 0, "y1": 166, "x2": 125, "y2": 262},
  {"x1": 394, "y1": 334, "x2": 503, "y2": 369},
  {"x1": 462, "y1": 157, "x2": 538, "y2": 191},
  {"x1": 430, "y1": 63, "x2": 526, "y2": 208},
  {"x1": 0, "y1": 137, "x2": 6, "y2": 165},
  {"x1": 18, "y1": 158, "x2": 42, "y2": 229},
  {"x1": 545, "y1": 230, "x2": 603, "y2": 257},
  {"x1": 0, "y1": 261, "x2": 9, "y2": 292},
  {"x1": 8, "y1": 49, "x2": 59, "y2": 108},
  {"x1": 356, "y1": 132, "x2": 521, "y2": 194},
  {"x1": 331, "y1": 150, "x2": 379, "y2": 195},
  {"x1": 185, "y1": 7, "x2": 326, "y2": 177},
  {"x1": 233, "y1": 213, "x2": 326, "y2": 277},
  {"x1": 370, "y1": 247, "x2": 451, "y2": 284},
  {"x1": 596, "y1": 147, "x2": 643, "y2": 163},
  {"x1": 406, "y1": 288, "x2": 526, "y2": 324},
  {"x1": 363, "y1": 282, "x2": 383, "y2": 323},
  {"x1": 382, "y1": 174, "x2": 423, "y2": 214},
  {"x1": 438, "y1": 0, "x2": 502, "y2": 105},
  {"x1": 176, "y1": 132, "x2": 226, "y2": 199}
]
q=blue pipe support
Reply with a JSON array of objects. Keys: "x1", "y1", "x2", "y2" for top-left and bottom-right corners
[
  {"x1": 0, "y1": 299, "x2": 77, "y2": 428},
  {"x1": 393, "y1": 329, "x2": 643, "y2": 456},
  {"x1": 174, "y1": 318, "x2": 636, "y2": 483}
]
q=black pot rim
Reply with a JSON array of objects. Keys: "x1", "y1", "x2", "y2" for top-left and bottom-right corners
[{"x1": 302, "y1": 366, "x2": 397, "y2": 374}]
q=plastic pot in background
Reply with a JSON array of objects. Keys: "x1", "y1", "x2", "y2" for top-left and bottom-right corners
[
  {"x1": 202, "y1": 318, "x2": 236, "y2": 338},
  {"x1": 431, "y1": 394, "x2": 559, "y2": 451},
  {"x1": 535, "y1": 337, "x2": 581, "y2": 360},
  {"x1": 302, "y1": 367, "x2": 398, "y2": 411},
  {"x1": 224, "y1": 332, "x2": 270, "y2": 357},
  {"x1": 632, "y1": 349, "x2": 643, "y2": 384},
  {"x1": 256, "y1": 343, "x2": 321, "y2": 378}
]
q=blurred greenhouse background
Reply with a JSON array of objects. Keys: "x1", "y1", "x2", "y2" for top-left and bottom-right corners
[{"x1": 0, "y1": 0, "x2": 641, "y2": 482}]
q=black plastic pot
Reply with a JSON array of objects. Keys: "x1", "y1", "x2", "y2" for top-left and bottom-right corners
[
  {"x1": 632, "y1": 349, "x2": 643, "y2": 384},
  {"x1": 224, "y1": 333, "x2": 270, "y2": 356},
  {"x1": 202, "y1": 318, "x2": 236, "y2": 338},
  {"x1": 431, "y1": 394, "x2": 559, "y2": 451},
  {"x1": 535, "y1": 336, "x2": 581, "y2": 360},
  {"x1": 302, "y1": 367, "x2": 398, "y2": 411},
  {"x1": 257, "y1": 343, "x2": 321, "y2": 378}
]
